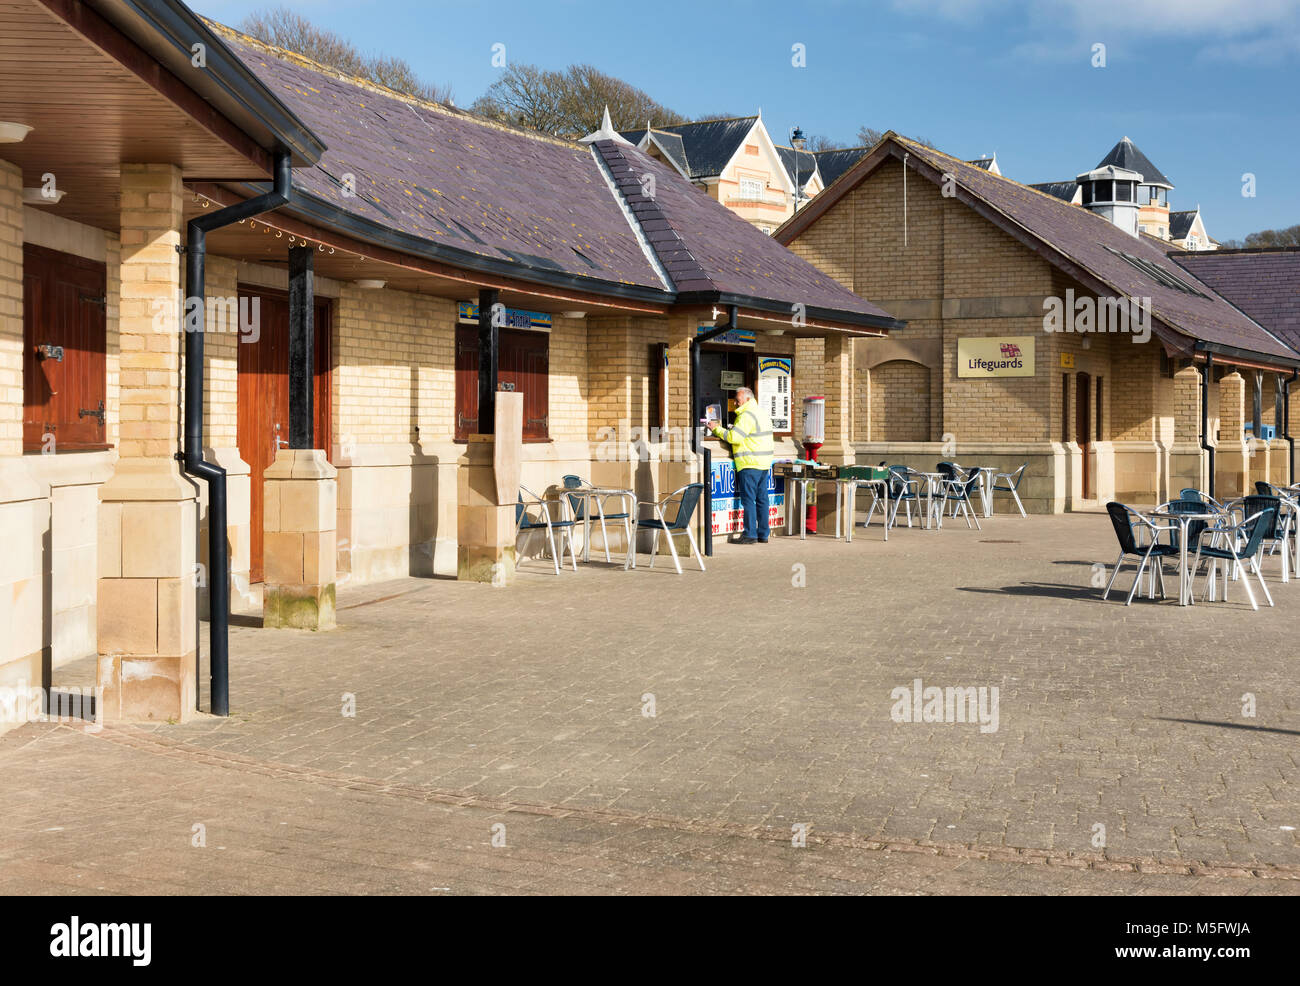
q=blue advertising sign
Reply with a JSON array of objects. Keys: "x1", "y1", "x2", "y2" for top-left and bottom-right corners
[{"x1": 710, "y1": 460, "x2": 785, "y2": 536}]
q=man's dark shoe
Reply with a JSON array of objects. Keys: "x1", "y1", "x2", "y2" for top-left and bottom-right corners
[
  {"x1": 736, "y1": 537, "x2": 758, "y2": 544},
  {"x1": 758, "y1": 538, "x2": 769, "y2": 543}
]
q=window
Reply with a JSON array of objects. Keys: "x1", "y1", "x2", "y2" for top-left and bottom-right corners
[
  {"x1": 1103, "y1": 246, "x2": 1209, "y2": 297},
  {"x1": 455, "y1": 327, "x2": 549, "y2": 441},
  {"x1": 1116, "y1": 181, "x2": 1134, "y2": 202},
  {"x1": 1081, "y1": 182, "x2": 1094, "y2": 205},
  {"x1": 1092, "y1": 180, "x2": 1112, "y2": 202},
  {"x1": 23, "y1": 244, "x2": 108, "y2": 452},
  {"x1": 738, "y1": 178, "x2": 764, "y2": 201}
]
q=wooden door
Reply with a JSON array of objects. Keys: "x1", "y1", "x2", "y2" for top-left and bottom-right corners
[
  {"x1": 1076, "y1": 371, "x2": 1091, "y2": 499},
  {"x1": 237, "y1": 286, "x2": 332, "y2": 581},
  {"x1": 454, "y1": 326, "x2": 549, "y2": 441},
  {"x1": 22, "y1": 244, "x2": 108, "y2": 451}
]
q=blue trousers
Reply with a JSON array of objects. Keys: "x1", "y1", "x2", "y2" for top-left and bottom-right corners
[{"x1": 736, "y1": 467, "x2": 770, "y2": 540}]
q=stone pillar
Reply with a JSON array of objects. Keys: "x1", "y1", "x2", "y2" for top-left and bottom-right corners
[
  {"x1": 818, "y1": 332, "x2": 856, "y2": 530},
  {"x1": 0, "y1": 159, "x2": 53, "y2": 733},
  {"x1": 1216, "y1": 371, "x2": 1247, "y2": 498},
  {"x1": 262, "y1": 449, "x2": 337, "y2": 629},
  {"x1": 1170, "y1": 364, "x2": 1205, "y2": 492},
  {"x1": 96, "y1": 164, "x2": 197, "y2": 723},
  {"x1": 458, "y1": 392, "x2": 522, "y2": 584}
]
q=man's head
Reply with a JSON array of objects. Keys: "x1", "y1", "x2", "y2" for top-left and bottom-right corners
[{"x1": 735, "y1": 386, "x2": 755, "y2": 405}]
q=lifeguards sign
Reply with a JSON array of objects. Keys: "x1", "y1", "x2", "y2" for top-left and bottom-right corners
[{"x1": 957, "y1": 336, "x2": 1035, "y2": 378}]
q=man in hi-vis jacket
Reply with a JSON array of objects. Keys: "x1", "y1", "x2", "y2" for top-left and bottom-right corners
[{"x1": 708, "y1": 386, "x2": 775, "y2": 544}]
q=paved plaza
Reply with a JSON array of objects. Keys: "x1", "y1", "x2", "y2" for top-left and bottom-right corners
[{"x1": 4, "y1": 512, "x2": 1299, "y2": 895}]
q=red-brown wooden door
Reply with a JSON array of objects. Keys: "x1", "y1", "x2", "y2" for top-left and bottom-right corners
[
  {"x1": 22, "y1": 244, "x2": 108, "y2": 452},
  {"x1": 1076, "y1": 371, "x2": 1092, "y2": 499},
  {"x1": 237, "y1": 286, "x2": 332, "y2": 581},
  {"x1": 453, "y1": 326, "x2": 549, "y2": 441}
]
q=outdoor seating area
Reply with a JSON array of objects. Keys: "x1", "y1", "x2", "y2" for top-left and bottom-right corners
[
  {"x1": 1104, "y1": 484, "x2": 1300, "y2": 610},
  {"x1": 515, "y1": 479, "x2": 706, "y2": 576}
]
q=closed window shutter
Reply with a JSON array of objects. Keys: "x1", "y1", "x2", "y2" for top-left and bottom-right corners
[{"x1": 23, "y1": 245, "x2": 107, "y2": 452}]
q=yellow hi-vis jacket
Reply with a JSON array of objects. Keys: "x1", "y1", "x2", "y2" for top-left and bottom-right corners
[{"x1": 713, "y1": 398, "x2": 775, "y2": 472}]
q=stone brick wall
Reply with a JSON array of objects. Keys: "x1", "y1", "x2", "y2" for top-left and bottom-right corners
[
  {"x1": 0, "y1": 160, "x2": 22, "y2": 457},
  {"x1": 868, "y1": 360, "x2": 930, "y2": 441}
]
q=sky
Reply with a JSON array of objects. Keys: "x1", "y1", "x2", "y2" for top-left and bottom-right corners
[{"x1": 198, "y1": 0, "x2": 1300, "y2": 242}]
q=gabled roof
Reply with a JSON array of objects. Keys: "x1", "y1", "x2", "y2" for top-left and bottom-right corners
[
  {"x1": 1169, "y1": 210, "x2": 1198, "y2": 241},
  {"x1": 1171, "y1": 248, "x2": 1300, "y2": 353},
  {"x1": 623, "y1": 128, "x2": 691, "y2": 176},
  {"x1": 777, "y1": 133, "x2": 1299, "y2": 366},
  {"x1": 966, "y1": 155, "x2": 997, "y2": 172},
  {"x1": 216, "y1": 28, "x2": 899, "y2": 329},
  {"x1": 1096, "y1": 136, "x2": 1173, "y2": 188},
  {"x1": 591, "y1": 139, "x2": 900, "y2": 326},
  {"x1": 813, "y1": 147, "x2": 870, "y2": 188},
  {"x1": 775, "y1": 144, "x2": 818, "y2": 190},
  {"x1": 1030, "y1": 180, "x2": 1080, "y2": 203},
  {"x1": 619, "y1": 117, "x2": 758, "y2": 180}
]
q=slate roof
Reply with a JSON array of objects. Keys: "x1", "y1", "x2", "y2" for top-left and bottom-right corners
[
  {"x1": 1171, "y1": 249, "x2": 1300, "y2": 352},
  {"x1": 813, "y1": 147, "x2": 870, "y2": 188},
  {"x1": 1029, "y1": 180, "x2": 1080, "y2": 203},
  {"x1": 966, "y1": 157, "x2": 996, "y2": 170},
  {"x1": 1095, "y1": 136, "x2": 1173, "y2": 188},
  {"x1": 1169, "y1": 210, "x2": 1198, "y2": 241},
  {"x1": 620, "y1": 117, "x2": 758, "y2": 180},
  {"x1": 622, "y1": 127, "x2": 691, "y2": 176},
  {"x1": 775, "y1": 145, "x2": 818, "y2": 190},
  {"x1": 591, "y1": 139, "x2": 897, "y2": 323},
  {"x1": 218, "y1": 29, "x2": 897, "y2": 328},
  {"x1": 778, "y1": 133, "x2": 1299, "y2": 364}
]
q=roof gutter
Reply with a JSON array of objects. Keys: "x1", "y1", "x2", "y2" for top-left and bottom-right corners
[
  {"x1": 1193, "y1": 340, "x2": 1300, "y2": 373},
  {"x1": 674, "y1": 291, "x2": 904, "y2": 333},
  {"x1": 85, "y1": 0, "x2": 325, "y2": 167}
]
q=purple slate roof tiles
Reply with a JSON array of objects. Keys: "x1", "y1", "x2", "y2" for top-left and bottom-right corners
[
  {"x1": 217, "y1": 28, "x2": 898, "y2": 327},
  {"x1": 1172, "y1": 250, "x2": 1300, "y2": 353}
]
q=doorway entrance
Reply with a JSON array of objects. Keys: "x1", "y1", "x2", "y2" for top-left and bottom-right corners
[
  {"x1": 236, "y1": 285, "x2": 332, "y2": 582},
  {"x1": 1075, "y1": 370, "x2": 1092, "y2": 499}
]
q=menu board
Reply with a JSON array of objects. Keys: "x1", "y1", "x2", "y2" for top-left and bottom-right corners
[{"x1": 758, "y1": 356, "x2": 792, "y2": 432}]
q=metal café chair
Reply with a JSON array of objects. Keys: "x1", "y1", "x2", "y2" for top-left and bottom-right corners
[
  {"x1": 1103, "y1": 502, "x2": 1178, "y2": 605},
  {"x1": 992, "y1": 462, "x2": 1029, "y2": 518},
  {"x1": 1253, "y1": 482, "x2": 1298, "y2": 580},
  {"x1": 515, "y1": 484, "x2": 578, "y2": 575},
  {"x1": 885, "y1": 465, "x2": 921, "y2": 529},
  {"x1": 562, "y1": 474, "x2": 633, "y2": 565},
  {"x1": 1192, "y1": 506, "x2": 1277, "y2": 610},
  {"x1": 635, "y1": 483, "x2": 706, "y2": 574},
  {"x1": 938, "y1": 465, "x2": 982, "y2": 530}
]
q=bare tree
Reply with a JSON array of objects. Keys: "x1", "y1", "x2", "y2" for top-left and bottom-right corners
[
  {"x1": 856, "y1": 126, "x2": 934, "y2": 149},
  {"x1": 805, "y1": 133, "x2": 846, "y2": 152},
  {"x1": 239, "y1": 7, "x2": 452, "y2": 103},
  {"x1": 472, "y1": 62, "x2": 685, "y2": 137}
]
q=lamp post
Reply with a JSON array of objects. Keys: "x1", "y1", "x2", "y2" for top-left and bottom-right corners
[{"x1": 790, "y1": 126, "x2": 806, "y2": 215}]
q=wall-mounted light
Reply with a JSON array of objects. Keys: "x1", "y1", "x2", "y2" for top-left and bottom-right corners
[
  {"x1": 354, "y1": 279, "x2": 386, "y2": 289},
  {"x1": 23, "y1": 187, "x2": 65, "y2": 205},
  {"x1": 561, "y1": 311, "x2": 586, "y2": 319},
  {"x1": 0, "y1": 122, "x2": 33, "y2": 143},
  {"x1": 763, "y1": 328, "x2": 785, "y2": 336}
]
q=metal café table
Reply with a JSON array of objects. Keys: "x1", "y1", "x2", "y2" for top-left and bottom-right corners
[
  {"x1": 914, "y1": 471, "x2": 946, "y2": 529},
  {"x1": 570, "y1": 486, "x2": 637, "y2": 570},
  {"x1": 835, "y1": 477, "x2": 889, "y2": 542},
  {"x1": 1145, "y1": 506, "x2": 1219, "y2": 606},
  {"x1": 972, "y1": 466, "x2": 997, "y2": 518}
]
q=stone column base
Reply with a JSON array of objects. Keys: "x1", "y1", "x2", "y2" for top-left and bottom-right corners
[
  {"x1": 96, "y1": 458, "x2": 198, "y2": 723},
  {"x1": 263, "y1": 449, "x2": 337, "y2": 630},
  {"x1": 457, "y1": 438, "x2": 516, "y2": 584}
]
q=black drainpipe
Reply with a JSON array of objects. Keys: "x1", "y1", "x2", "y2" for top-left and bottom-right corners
[
  {"x1": 1199, "y1": 349, "x2": 1215, "y2": 499},
  {"x1": 181, "y1": 151, "x2": 292, "y2": 717},
  {"x1": 691, "y1": 305, "x2": 738, "y2": 557},
  {"x1": 1285, "y1": 370, "x2": 1297, "y2": 486}
]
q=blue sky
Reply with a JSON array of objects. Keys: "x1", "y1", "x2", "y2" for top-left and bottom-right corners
[{"x1": 200, "y1": 0, "x2": 1300, "y2": 241}]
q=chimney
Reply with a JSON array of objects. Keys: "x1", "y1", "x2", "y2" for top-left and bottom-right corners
[{"x1": 1076, "y1": 164, "x2": 1143, "y2": 237}]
